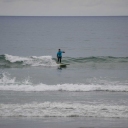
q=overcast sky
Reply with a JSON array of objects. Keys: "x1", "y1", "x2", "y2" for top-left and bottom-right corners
[{"x1": 0, "y1": 0, "x2": 128, "y2": 16}]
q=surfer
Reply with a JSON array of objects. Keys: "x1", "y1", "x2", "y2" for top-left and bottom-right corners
[{"x1": 57, "y1": 49, "x2": 65, "y2": 63}]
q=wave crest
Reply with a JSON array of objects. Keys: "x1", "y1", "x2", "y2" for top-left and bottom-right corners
[
  {"x1": 0, "y1": 54, "x2": 128, "y2": 68},
  {"x1": 0, "y1": 54, "x2": 57, "y2": 68},
  {"x1": 0, "y1": 73, "x2": 128, "y2": 92}
]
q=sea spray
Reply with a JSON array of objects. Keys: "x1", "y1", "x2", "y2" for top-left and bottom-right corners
[{"x1": 0, "y1": 72, "x2": 16, "y2": 84}]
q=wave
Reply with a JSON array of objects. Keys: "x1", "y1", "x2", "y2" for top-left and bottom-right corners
[
  {"x1": 0, "y1": 54, "x2": 57, "y2": 68},
  {"x1": 0, "y1": 73, "x2": 128, "y2": 92},
  {"x1": 0, "y1": 102, "x2": 128, "y2": 118},
  {"x1": 60, "y1": 56, "x2": 128, "y2": 63},
  {"x1": 1, "y1": 84, "x2": 128, "y2": 92},
  {"x1": 0, "y1": 54, "x2": 128, "y2": 68}
]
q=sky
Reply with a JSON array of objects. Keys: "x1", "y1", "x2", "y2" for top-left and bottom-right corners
[{"x1": 0, "y1": 0, "x2": 128, "y2": 16}]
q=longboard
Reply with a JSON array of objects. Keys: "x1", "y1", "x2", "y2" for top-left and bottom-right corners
[{"x1": 57, "y1": 63, "x2": 70, "y2": 67}]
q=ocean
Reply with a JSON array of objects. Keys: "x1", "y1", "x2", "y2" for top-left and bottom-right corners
[{"x1": 0, "y1": 16, "x2": 128, "y2": 128}]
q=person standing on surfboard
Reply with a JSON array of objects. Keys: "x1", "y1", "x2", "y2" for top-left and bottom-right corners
[{"x1": 57, "y1": 49, "x2": 65, "y2": 63}]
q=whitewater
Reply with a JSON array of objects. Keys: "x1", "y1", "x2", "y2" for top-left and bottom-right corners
[
  {"x1": 0, "y1": 54, "x2": 57, "y2": 67},
  {"x1": 0, "y1": 102, "x2": 128, "y2": 118},
  {"x1": 0, "y1": 70, "x2": 128, "y2": 119},
  {"x1": 0, "y1": 54, "x2": 128, "y2": 119},
  {"x1": 0, "y1": 72, "x2": 128, "y2": 92},
  {"x1": 0, "y1": 54, "x2": 128, "y2": 68},
  {"x1": 0, "y1": 53, "x2": 128, "y2": 119}
]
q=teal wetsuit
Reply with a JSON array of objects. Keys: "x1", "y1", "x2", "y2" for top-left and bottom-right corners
[{"x1": 57, "y1": 51, "x2": 64, "y2": 63}]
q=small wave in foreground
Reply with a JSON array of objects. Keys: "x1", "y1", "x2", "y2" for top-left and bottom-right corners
[
  {"x1": 0, "y1": 73, "x2": 128, "y2": 92},
  {"x1": 0, "y1": 102, "x2": 128, "y2": 118}
]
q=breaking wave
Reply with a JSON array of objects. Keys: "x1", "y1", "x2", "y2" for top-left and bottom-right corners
[
  {"x1": 0, "y1": 102, "x2": 128, "y2": 118},
  {"x1": 0, "y1": 54, "x2": 128, "y2": 68},
  {"x1": 0, "y1": 54, "x2": 57, "y2": 68},
  {"x1": 0, "y1": 73, "x2": 128, "y2": 92}
]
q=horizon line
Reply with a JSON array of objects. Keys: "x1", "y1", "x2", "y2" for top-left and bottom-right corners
[{"x1": 0, "y1": 15, "x2": 128, "y2": 17}]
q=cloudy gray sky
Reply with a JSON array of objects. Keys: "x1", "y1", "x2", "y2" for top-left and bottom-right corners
[{"x1": 0, "y1": 0, "x2": 128, "y2": 16}]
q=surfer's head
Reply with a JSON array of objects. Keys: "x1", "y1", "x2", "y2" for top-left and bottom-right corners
[{"x1": 58, "y1": 49, "x2": 61, "y2": 51}]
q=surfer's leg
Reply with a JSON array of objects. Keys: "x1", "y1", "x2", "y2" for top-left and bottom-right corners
[
  {"x1": 60, "y1": 57, "x2": 62, "y2": 63},
  {"x1": 58, "y1": 57, "x2": 60, "y2": 63}
]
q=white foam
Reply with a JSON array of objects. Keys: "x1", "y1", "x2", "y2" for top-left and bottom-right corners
[
  {"x1": 0, "y1": 73, "x2": 16, "y2": 84},
  {"x1": 0, "y1": 102, "x2": 128, "y2": 118},
  {"x1": 0, "y1": 83, "x2": 128, "y2": 92},
  {"x1": 5, "y1": 54, "x2": 29, "y2": 63},
  {"x1": 5, "y1": 54, "x2": 57, "y2": 67},
  {"x1": 0, "y1": 73, "x2": 128, "y2": 92},
  {"x1": 0, "y1": 73, "x2": 31, "y2": 85}
]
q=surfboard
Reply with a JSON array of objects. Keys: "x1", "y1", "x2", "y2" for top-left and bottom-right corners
[{"x1": 57, "y1": 63, "x2": 70, "y2": 67}]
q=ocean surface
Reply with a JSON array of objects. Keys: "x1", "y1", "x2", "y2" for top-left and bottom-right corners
[{"x1": 0, "y1": 16, "x2": 128, "y2": 127}]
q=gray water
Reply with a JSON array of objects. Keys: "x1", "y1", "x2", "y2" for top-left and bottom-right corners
[
  {"x1": 0, "y1": 16, "x2": 128, "y2": 119},
  {"x1": 1, "y1": 16, "x2": 128, "y2": 57}
]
